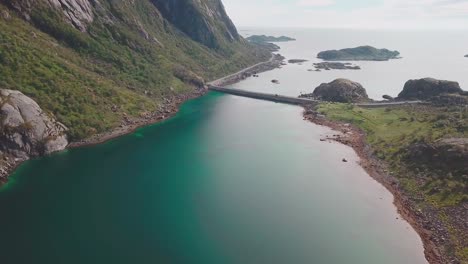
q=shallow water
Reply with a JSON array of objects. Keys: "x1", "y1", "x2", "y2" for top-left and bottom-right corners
[{"x1": 0, "y1": 28, "x2": 441, "y2": 264}]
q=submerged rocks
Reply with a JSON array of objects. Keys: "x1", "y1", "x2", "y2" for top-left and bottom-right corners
[
  {"x1": 288, "y1": 59, "x2": 308, "y2": 64},
  {"x1": 397, "y1": 78, "x2": 463, "y2": 100},
  {"x1": 301, "y1": 79, "x2": 369, "y2": 103},
  {"x1": 317, "y1": 46, "x2": 400, "y2": 61},
  {"x1": 313, "y1": 62, "x2": 361, "y2": 70},
  {"x1": 0, "y1": 89, "x2": 68, "y2": 159}
]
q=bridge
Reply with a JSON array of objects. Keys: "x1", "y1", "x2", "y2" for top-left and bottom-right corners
[
  {"x1": 208, "y1": 85, "x2": 422, "y2": 108},
  {"x1": 208, "y1": 86, "x2": 318, "y2": 105}
]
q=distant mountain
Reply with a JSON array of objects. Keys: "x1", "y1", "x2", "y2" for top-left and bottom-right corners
[
  {"x1": 317, "y1": 46, "x2": 400, "y2": 61},
  {"x1": 0, "y1": 0, "x2": 269, "y2": 140}
]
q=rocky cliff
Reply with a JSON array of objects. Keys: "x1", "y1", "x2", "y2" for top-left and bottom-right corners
[
  {"x1": 0, "y1": 89, "x2": 68, "y2": 179},
  {"x1": 0, "y1": 0, "x2": 269, "y2": 141},
  {"x1": 151, "y1": 0, "x2": 240, "y2": 49},
  {"x1": 301, "y1": 79, "x2": 369, "y2": 103},
  {"x1": 0, "y1": 89, "x2": 68, "y2": 158},
  {"x1": 398, "y1": 78, "x2": 463, "y2": 100}
]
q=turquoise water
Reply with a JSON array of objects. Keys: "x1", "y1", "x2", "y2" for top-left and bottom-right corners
[
  {"x1": 0, "y1": 92, "x2": 426, "y2": 264},
  {"x1": 0, "y1": 29, "x2": 440, "y2": 264}
]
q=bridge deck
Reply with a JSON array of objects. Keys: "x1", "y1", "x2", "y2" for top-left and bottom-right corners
[
  {"x1": 208, "y1": 86, "x2": 317, "y2": 105},
  {"x1": 209, "y1": 86, "x2": 422, "y2": 108}
]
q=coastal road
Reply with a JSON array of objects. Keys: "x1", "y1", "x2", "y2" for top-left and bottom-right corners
[
  {"x1": 356, "y1": 101, "x2": 423, "y2": 108},
  {"x1": 208, "y1": 55, "x2": 275, "y2": 86},
  {"x1": 208, "y1": 55, "x2": 422, "y2": 108},
  {"x1": 209, "y1": 85, "x2": 423, "y2": 107}
]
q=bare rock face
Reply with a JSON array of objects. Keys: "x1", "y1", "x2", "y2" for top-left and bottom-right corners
[
  {"x1": 0, "y1": 89, "x2": 68, "y2": 159},
  {"x1": 3, "y1": 0, "x2": 95, "y2": 31},
  {"x1": 398, "y1": 78, "x2": 463, "y2": 100},
  {"x1": 301, "y1": 78, "x2": 369, "y2": 103},
  {"x1": 1, "y1": 9, "x2": 11, "y2": 20},
  {"x1": 151, "y1": 0, "x2": 240, "y2": 48},
  {"x1": 47, "y1": 0, "x2": 95, "y2": 32}
]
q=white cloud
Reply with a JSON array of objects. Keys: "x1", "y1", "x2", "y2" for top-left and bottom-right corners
[
  {"x1": 222, "y1": 0, "x2": 468, "y2": 29},
  {"x1": 296, "y1": 0, "x2": 335, "y2": 7}
]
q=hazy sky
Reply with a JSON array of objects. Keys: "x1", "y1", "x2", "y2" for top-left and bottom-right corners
[{"x1": 223, "y1": 0, "x2": 468, "y2": 30}]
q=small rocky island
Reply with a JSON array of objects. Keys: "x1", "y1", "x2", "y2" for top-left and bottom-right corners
[
  {"x1": 313, "y1": 62, "x2": 361, "y2": 70},
  {"x1": 246, "y1": 35, "x2": 296, "y2": 43},
  {"x1": 300, "y1": 79, "x2": 370, "y2": 103},
  {"x1": 465, "y1": 54, "x2": 468, "y2": 58},
  {"x1": 317, "y1": 46, "x2": 400, "y2": 61},
  {"x1": 288, "y1": 59, "x2": 308, "y2": 64}
]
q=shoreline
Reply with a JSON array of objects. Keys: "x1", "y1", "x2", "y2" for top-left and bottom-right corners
[
  {"x1": 67, "y1": 90, "x2": 207, "y2": 149},
  {"x1": 0, "y1": 54, "x2": 284, "y2": 184},
  {"x1": 69, "y1": 53, "x2": 284, "y2": 148},
  {"x1": 0, "y1": 49, "x2": 441, "y2": 263},
  {"x1": 302, "y1": 105, "x2": 443, "y2": 264}
]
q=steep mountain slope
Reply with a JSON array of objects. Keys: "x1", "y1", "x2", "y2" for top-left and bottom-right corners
[
  {"x1": 152, "y1": 0, "x2": 240, "y2": 48},
  {"x1": 0, "y1": 0, "x2": 269, "y2": 140}
]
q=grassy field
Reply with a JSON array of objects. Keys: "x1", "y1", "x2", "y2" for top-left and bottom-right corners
[
  {"x1": 317, "y1": 103, "x2": 468, "y2": 261},
  {"x1": 317, "y1": 103, "x2": 467, "y2": 203}
]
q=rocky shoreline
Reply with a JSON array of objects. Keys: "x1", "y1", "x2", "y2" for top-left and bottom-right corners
[
  {"x1": 1, "y1": 54, "x2": 283, "y2": 185},
  {"x1": 302, "y1": 104, "x2": 451, "y2": 264},
  {"x1": 71, "y1": 54, "x2": 284, "y2": 148},
  {"x1": 0, "y1": 48, "x2": 447, "y2": 263},
  {"x1": 68, "y1": 90, "x2": 207, "y2": 148}
]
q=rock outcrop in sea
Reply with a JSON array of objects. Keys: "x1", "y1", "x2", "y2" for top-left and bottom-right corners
[
  {"x1": 288, "y1": 59, "x2": 308, "y2": 64},
  {"x1": 397, "y1": 78, "x2": 464, "y2": 100},
  {"x1": 313, "y1": 62, "x2": 361, "y2": 70},
  {"x1": 300, "y1": 79, "x2": 370, "y2": 103}
]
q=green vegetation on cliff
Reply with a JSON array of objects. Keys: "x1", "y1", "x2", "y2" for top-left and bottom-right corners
[
  {"x1": 0, "y1": 0, "x2": 269, "y2": 140},
  {"x1": 317, "y1": 46, "x2": 400, "y2": 61}
]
